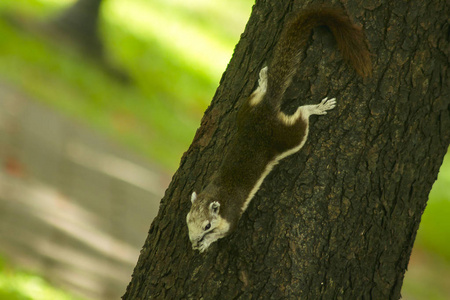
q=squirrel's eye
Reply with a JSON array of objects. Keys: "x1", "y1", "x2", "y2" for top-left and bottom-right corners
[{"x1": 204, "y1": 223, "x2": 211, "y2": 231}]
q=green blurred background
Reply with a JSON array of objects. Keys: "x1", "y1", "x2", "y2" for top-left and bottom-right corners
[{"x1": 0, "y1": 0, "x2": 448, "y2": 299}]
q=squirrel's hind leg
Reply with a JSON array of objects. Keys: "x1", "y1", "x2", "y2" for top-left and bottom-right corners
[{"x1": 249, "y1": 67, "x2": 268, "y2": 106}]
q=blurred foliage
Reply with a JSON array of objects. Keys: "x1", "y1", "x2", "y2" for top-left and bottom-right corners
[
  {"x1": 0, "y1": 257, "x2": 85, "y2": 300},
  {"x1": 416, "y1": 154, "x2": 450, "y2": 261},
  {"x1": 402, "y1": 154, "x2": 450, "y2": 300},
  {"x1": 0, "y1": 0, "x2": 448, "y2": 299},
  {"x1": 0, "y1": 0, "x2": 253, "y2": 170}
]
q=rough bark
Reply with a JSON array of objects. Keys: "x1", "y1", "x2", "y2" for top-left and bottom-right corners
[{"x1": 123, "y1": 0, "x2": 449, "y2": 299}]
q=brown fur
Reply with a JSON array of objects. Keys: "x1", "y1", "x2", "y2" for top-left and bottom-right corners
[
  {"x1": 216, "y1": 7, "x2": 371, "y2": 222},
  {"x1": 187, "y1": 7, "x2": 372, "y2": 250},
  {"x1": 268, "y1": 7, "x2": 372, "y2": 102}
]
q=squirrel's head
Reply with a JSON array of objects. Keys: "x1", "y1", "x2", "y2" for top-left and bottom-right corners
[{"x1": 186, "y1": 191, "x2": 230, "y2": 252}]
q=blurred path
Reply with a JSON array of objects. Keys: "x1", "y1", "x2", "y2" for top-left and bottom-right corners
[{"x1": 0, "y1": 81, "x2": 171, "y2": 299}]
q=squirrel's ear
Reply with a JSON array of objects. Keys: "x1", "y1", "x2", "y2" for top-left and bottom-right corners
[
  {"x1": 191, "y1": 192, "x2": 197, "y2": 204},
  {"x1": 209, "y1": 201, "x2": 220, "y2": 215}
]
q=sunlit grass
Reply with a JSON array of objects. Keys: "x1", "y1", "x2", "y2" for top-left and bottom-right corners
[
  {"x1": 105, "y1": 0, "x2": 232, "y2": 78},
  {"x1": 0, "y1": 257, "x2": 85, "y2": 300},
  {"x1": 0, "y1": 0, "x2": 253, "y2": 169}
]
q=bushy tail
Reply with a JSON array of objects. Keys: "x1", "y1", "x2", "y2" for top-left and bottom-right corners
[{"x1": 267, "y1": 7, "x2": 372, "y2": 104}]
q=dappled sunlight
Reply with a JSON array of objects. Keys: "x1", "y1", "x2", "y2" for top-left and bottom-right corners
[
  {"x1": 104, "y1": 0, "x2": 236, "y2": 77},
  {"x1": 66, "y1": 140, "x2": 165, "y2": 196},
  {"x1": 0, "y1": 172, "x2": 139, "y2": 298},
  {"x1": 0, "y1": 89, "x2": 169, "y2": 299},
  {"x1": 0, "y1": 0, "x2": 250, "y2": 169},
  {"x1": 32, "y1": 0, "x2": 252, "y2": 79}
]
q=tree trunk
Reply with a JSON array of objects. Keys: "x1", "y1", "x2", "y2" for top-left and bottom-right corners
[
  {"x1": 50, "y1": 0, "x2": 129, "y2": 81},
  {"x1": 52, "y1": 0, "x2": 104, "y2": 57},
  {"x1": 123, "y1": 0, "x2": 449, "y2": 299}
]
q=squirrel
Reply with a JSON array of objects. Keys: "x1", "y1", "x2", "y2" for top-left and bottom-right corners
[{"x1": 186, "y1": 7, "x2": 372, "y2": 253}]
